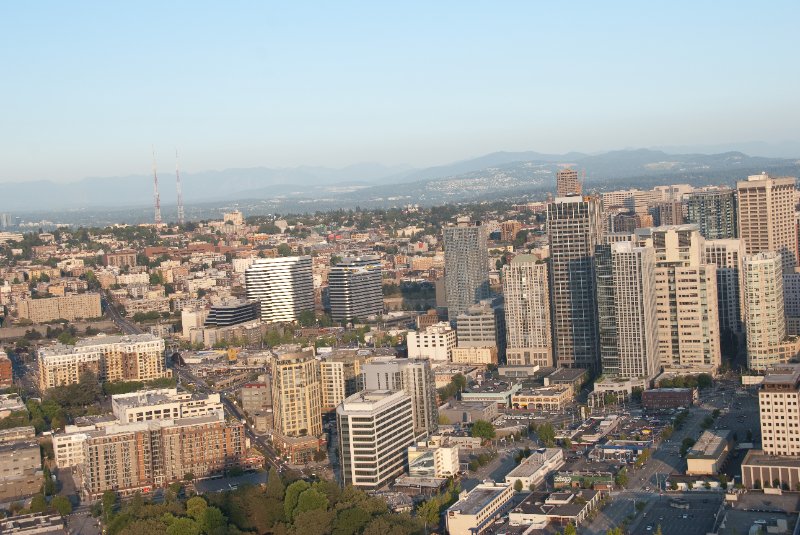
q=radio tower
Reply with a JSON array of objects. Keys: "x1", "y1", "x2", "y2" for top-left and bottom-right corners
[
  {"x1": 152, "y1": 146, "x2": 162, "y2": 225},
  {"x1": 175, "y1": 149, "x2": 185, "y2": 225}
]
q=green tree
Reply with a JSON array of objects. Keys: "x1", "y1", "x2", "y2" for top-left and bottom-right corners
[
  {"x1": 563, "y1": 523, "x2": 577, "y2": 535},
  {"x1": 51, "y1": 495, "x2": 73, "y2": 516},
  {"x1": 471, "y1": 420, "x2": 496, "y2": 440},
  {"x1": 166, "y1": 517, "x2": 201, "y2": 535},
  {"x1": 266, "y1": 466, "x2": 285, "y2": 500},
  {"x1": 615, "y1": 468, "x2": 629, "y2": 488},
  {"x1": 333, "y1": 507, "x2": 371, "y2": 535},
  {"x1": 29, "y1": 493, "x2": 47, "y2": 513},
  {"x1": 294, "y1": 488, "x2": 329, "y2": 519},
  {"x1": 292, "y1": 509, "x2": 335, "y2": 535},
  {"x1": 278, "y1": 244, "x2": 293, "y2": 257},
  {"x1": 186, "y1": 496, "x2": 207, "y2": 521},
  {"x1": 537, "y1": 422, "x2": 556, "y2": 447},
  {"x1": 102, "y1": 490, "x2": 117, "y2": 521},
  {"x1": 201, "y1": 506, "x2": 226, "y2": 534},
  {"x1": 284, "y1": 480, "x2": 311, "y2": 520},
  {"x1": 513, "y1": 479, "x2": 523, "y2": 492}
]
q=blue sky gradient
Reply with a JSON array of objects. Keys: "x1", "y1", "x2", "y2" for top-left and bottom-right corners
[{"x1": 1, "y1": 1, "x2": 798, "y2": 182}]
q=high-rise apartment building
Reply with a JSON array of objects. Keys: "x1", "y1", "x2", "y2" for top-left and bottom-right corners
[
  {"x1": 328, "y1": 256, "x2": 383, "y2": 322},
  {"x1": 245, "y1": 256, "x2": 314, "y2": 323},
  {"x1": 38, "y1": 334, "x2": 167, "y2": 391},
  {"x1": 548, "y1": 195, "x2": 603, "y2": 369},
  {"x1": 203, "y1": 299, "x2": 261, "y2": 327},
  {"x1": 595, "y1": 242, "x2": 659, "y2": 380},
  {"x1": 455, "y1": 300, "x2": 505, "y2": 356},
  {"x1": 742, "y1": 252, "x2": 800, "y2": 371},
  {"x1": 685, "y1": 188, "x2": 738, "y2": 239},
  {"x1": 337, "y1": 390, "x2": 415, "y2": 489},
  {"x1": 17, "y1": 293, "x2": 102, "y2": 324},
  {"x1": 502, "y1": 254, "x2": 552, "y2": 367},
  {"x1": 737, "y1": 173, "x2": 798, "y2": 274},
  {"x1": 362, "y1": 357, "x2": 438, "y2": 436},
  {"x1": 704, "y1": 239, "x2": 745, "y2": 336},
  {"x1": 635, "y1": 225, "x2": 721, "y2": 374},
  {"x1": 271, "y1": 350, "x2": 322, "y2": 439},
  {"x1": 601, "y1": 188, "x2": 663, "y2": 215},
  {"x1": 650, "y1": 200, "x2": 684, "y2": 227},
  {"x1": 443, "y1": 220, "x2": 490, "y2": 319},
  {"x1": 319, "y1": 350, "x2": 369, "y2": 411},
  {"x1": 556, "y1": 168, "x2": 581, "y2": 198}
]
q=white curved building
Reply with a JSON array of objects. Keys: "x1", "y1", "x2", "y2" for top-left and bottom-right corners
[{"x1": 245, "y1": 256, "x2": 314, "y2": 323}]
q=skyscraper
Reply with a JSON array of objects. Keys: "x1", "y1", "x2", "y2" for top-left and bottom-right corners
[
  {"x1": 362, "y1": 357, "x2": 438, "y2": 436},
  {"x1": 271, "y1": 350, "x2": 324, "y2": 462},
  {"x1": 443, "y1": 219, "x2": 489, "y2": 320},
  {"x1": 737, "y1": 173, "x2": 798, "y2": 274},
  {"x1": 704, "y1": 239, "x2": 745, "y2": 337},
  {"x1": 548, "y1": 195, "x2": 603, "y2": 369},
  {"x1": 742, "y1": 252, "x2": 800, "y2": 371},
  {"x1": 337, "y1": 390, "x2": 414, "y2": 489},
  {"x1": 635, "y1": 225, "x2": 721, "y2": 374},
  {"x1": 502, "y1": 254, "x2": 552, "y2": 367},
  {"x1": 328, "y1": 255, "x2": 383, "y2": 322},
  {"x1": 245, "y1": 256, "x2": 314, "y2": 323},
  {"x1": 685, "y1": 188, "x2": 738, "y2": 239},
  {"x1": 556, "y1": 168, "x2": 580, "y2": 198},
  {"x1": 595, "y1": 242, "x2": 659, "y2": 380}
]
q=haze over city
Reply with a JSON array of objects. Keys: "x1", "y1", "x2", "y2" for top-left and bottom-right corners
[{"x1": 1, "y1": 1, "x2": 799, "y2": 184}]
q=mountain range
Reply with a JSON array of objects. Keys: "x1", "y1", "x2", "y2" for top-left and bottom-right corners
[{"x1": 3, "y1": 149, "x2": 800, "y2": 220}]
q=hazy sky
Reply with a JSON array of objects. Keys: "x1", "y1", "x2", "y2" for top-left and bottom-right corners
[{"x1": 1, "y1": 2, "x2": 798, "y2": 182}]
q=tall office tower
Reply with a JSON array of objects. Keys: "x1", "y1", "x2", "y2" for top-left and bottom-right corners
[
  {"x1": 704, "y1": 239, "x2": 745, "y2": 337},
  {"x1": 685, "y1": 188, "x2": 738, "y2": 239},
  {"x1": 245, "y1": 256, "x2": 314, "y2": 323},
  {"x1": 502, "y1": 254, "x2": 553, "y2": 367},
  {"x1": 328, "y1": 255, "x2": 383, "y2": 322},
  {"x1": 650, "y1": 200, "x2": 684, "y2": 227},
  {"x1": 737, "y1": 173, "x2": 798, "y2": 274},
  {"x1": 337, "y1": 390, "x2": 415, "y2": 489},
  {"x1": 556, "y1": 168, "x2": 581, "y2": 197},
  {"x1": 783, "y1": 273, "x2": 800, "y2": 336},
  {"x1": 0, "y1": 213, "x2": 10, "y2": 229},
  {"x1": 757, "y1": 366, "x2": 800, "y2": 456},
  {"x1": 742, "y1": 253, "x2": 800, "y2": 371},
  {"x1": 455, "y1": 300, "x2": 506, "y2": 356},
  {"x1": 443, "y1": 219, "x2": 490, "y2": 319},
  {"x1": 271, "y1": 351, "x2": 323, "y2": 458},
  {"x1": 548, "y1": 195, "x2": 603, "y2": 369},
  {"x1": 362, "y1": 357, "x2": 437, "y2": 436},
  {"x1": 595, "y1": 242, "x2": 659, "y2": 380},
  {"x1": 635, "y1": 225, "x2": 721, "y2": 374}
]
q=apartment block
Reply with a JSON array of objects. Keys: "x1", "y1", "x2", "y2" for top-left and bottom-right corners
[
  {"x1": 443, "y1": 219, "x2": 490, "y2": 319},
  {"x1": 556, "y1": 168, "x2": 581, "y2": 198},
  {"x1": 502, "y1": 254, "x2": 552, "y2": 367},
  {"x1": 0, "y1": 439, "x2": 42, "y2": 501},
  {"x1": 337, "y1": 390, "x2": 415, "y2": 489},
  {"x1": 38, "y1": 334, "x2": 167, "y2": 391},
  {"x1": 245, "y1": 256, "x2": 315, "y2": 323},
  {"x1": 328, "y1": 256, "x2": 383, "y2": 322},
  {"x1": 407, "y1": 322, "x2": 457, "y2": 362},
  {"x1": 0, "y1": 351, "x2": 12, "y2": 388},
  {"x1": 17, "y1": 292, "x2": 102, "y2": 323},
  {"x1": 704, "y1": 239, "x2": 745, "y2": 336},
  {"x1": 319, "y1": 350, "x2": 369, "y2": 411},
  {"x1": 685, "y1": 187, "x2": 738, "y2": 239},
  {"x1": 111, "y1": 388, "x2": 223, "y2": 423}
]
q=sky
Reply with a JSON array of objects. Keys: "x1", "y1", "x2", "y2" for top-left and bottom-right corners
[{"x1": 1, "y1": 1, "x2": 798, "y2": 183}]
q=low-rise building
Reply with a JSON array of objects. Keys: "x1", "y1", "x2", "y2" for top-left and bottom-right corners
[
  {"x1": 686, "y1": 429, "x2": 733, "y2": 475},
  {"x1": 504, "y1": 448, "x2": 565, "y2": 489},
  {"x1": 461, "y1": 381, "x2": 521, "y2": 408},
  {"x1": 642, "y1": 387, "x2": 696, "y2": 410},
  {"x1": 0, "y1": 351, "x2": 12, "y2": 388},
  {"x1": 512, "y1": 385, "x2": 573, "y2": 411},
  {"x1": 439, "y1": 400, "x2": 498, "y2": 425},
  {"x1": 450, "y1": 346, "x2": 498, "y2": 366},
  {"x1": 406, "y1": 322, "x2": 456, "y2": 362},
  {"x1": 446, "y1": 482, "x2": 515, "y2": 535},
  {"x1": 241, "y1": 382, "x2": 271, "y2": 416},
  {"x1": 17, "y1": 292, "x2": 102, "y2": 323},
  {"x1": 508, "y1": 490, "x2": 601, "y2": 529},
  {"x1": 407, "y1": 443, "x2": 459, "y2": 478},
  {"x1": 0, "y1": 439, "x2": 42, "y2": 501}
]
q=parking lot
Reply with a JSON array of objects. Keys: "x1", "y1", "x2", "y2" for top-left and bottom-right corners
[{"x1": 631, "y1": 494, "x2": 724, "y2": 535}]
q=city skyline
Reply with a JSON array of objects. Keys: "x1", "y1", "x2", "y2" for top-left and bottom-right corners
[{"x1": 1, "y1": 2, "x2": 799, "y2": 183}]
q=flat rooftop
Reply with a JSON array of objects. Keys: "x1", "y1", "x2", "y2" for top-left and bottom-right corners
[
  {"x1": 743, "y1": 450, "x2": 800, "y2": 468},
  {"x1": 450, "y1": 485, "x2": 510, "y2": 516},
  {"x1": 688, "y1": 429, "x2": 731, "y2": 459}
]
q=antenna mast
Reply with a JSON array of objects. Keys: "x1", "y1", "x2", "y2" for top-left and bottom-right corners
[
  {"x1": 175, "y1": 149, "x2": 185, "y2": 225},
  {"x1": 152, "y1": 146, "x2": 162, "y2": 225}
]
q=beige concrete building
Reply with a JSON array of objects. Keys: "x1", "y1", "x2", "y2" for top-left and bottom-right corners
[
  {"x1": 0, "y1": 440, "x2": 42, "y2": 501},
  {"x1": 38, "y1": 334, "x2": 167, "y2": 391},
  {"x1": 451, "y1": 346, "x2": 497, "y2": 366},
  {"x1": 447, "y1": 482, "x2": 515, "y2": 535},
  {"x1": 686, "y1": 429, "x2": 732, "y2": 475},
  {"x1": 601, "y1": 188, "x2": 663, "y2": 215},
  {"x1": 743, "y1": 252, "x2": 800, "y2": 370},
  {"x1": 271, "y1": 350, "x2": 323, "y2": 459},
  {"x1": 17, "y1": 292, "x2": 102, "y2": 323},
  {"x1": 556, "y1": 168, "x2": 581, "y2": 198},
  {"x1": 502, "y1": 254, "x2": 552, "y2": 367},
  {"x1": 111, "y1": 388, "x2": 223, "y2": 423},
  {"x1": 407, "y1": 322, "x2": 457, "y2": 362},
  {"x1": 512, "y1": 385, "x2": 574, "y2": 411},
  {"x1": 636, "y1": 225, "x2": 721, "y2": 375},
  {"x1": 704, "y1": 239, "x2": 745, "y2": 336},
  {"x1": 319, "y1": 350, "x2": 368, "y2": 411},
  {"x1": 737, "y1": 173, "x2": 798, "y2": 274}
]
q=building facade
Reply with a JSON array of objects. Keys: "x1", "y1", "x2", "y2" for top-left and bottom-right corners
[
  {"x1": 328, "y1": 256, "x2": 383, "y2": 322},
  {"x1": 245, "y1": 257, "x2": 314, "y2": 323},
  {"x1": 502, "y1": 254, "x2": 552, "y2": 367},
  {"x1": 270, "y1": 350, "x2": 323, "y2": 460},
  {"x1": 17, "y1": 292, "x2": 102, "y2": 323},
  {"x1": 443, "y1": 220, "x2": 490, "y2": 320},
  {"x1": 685, "y1": 188, "x2": 738, "y2": 239},
  {"x1": 704, "y1": 239, "x2": 745, "y2": 336}
]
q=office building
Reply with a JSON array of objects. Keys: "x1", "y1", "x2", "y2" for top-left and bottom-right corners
[
  {"x1": 0, "y1": 439, "x2": 42, "y2": 501},
  {"x1": 650, "y1": 200, "x2": 684, "y2": 227},
  {"x1": 685, "y1": 188, "x2": 738, "y2": 239},
  {"x1": 737, "y1": 173, "x2": 798, "y2": 274},
  {"x1": 362, "y1": 357, "x2": 438, "y2": 435},
  {"x1": 17, "y1": 292, "x2": 102, "y2": 323},
  {"x1": 443, "y1": 220, "x2": 490, "y2": 319},
  {"x1": 240, "y1": 382, "x2": 271, "y2": 415},
  {"x1": 635, "y1": 225, "x2": 721, "y2": 374},
  {"x1": 704, "y1": 239, "x2": 745, "y2": 336},
  {"x1": 408, "y1": 443, "x2": 459, "y2": 478},
  {"x1": 504, "y1": 448, "x2": 565, "y2": 489},
  {"x1": 595, "y1": 242, "x2": 659, "y2": 380},
  {"x1": 38, "y1": 334, "x2": 167, "y2": 391},
  {"x1": 556, "y1": 168, "x2": 580, "y2": 198},
  {"x1": 203, "y1": 299, "x2": 260, "y2": 327},
  {"x1": 455, "y1": 300, "x2": 505, "y2": 358},
  {"x1": 337, "y1": 390, "x2": 415, "y2": 489},
  {"x1": 446, "y1": 482, "x2": 515, "y2": 535},
  {"x1": 548, "y1": 195, "x2": 603, "y2": 369},
  {"x1": 271, "y1": 350, "x2": 324, "y2": 462},
  {"x1": 601, "y1": 188, "x2": 663, "y2": 215},
  {"x1": 328, "y1": 256, "x2": 383, "y2": 322},
  {"x1": 245, "y1": 256, "x2": 314, "y2": 323},
  {"x1": 502, "y1": 254, "x2": 552, "y2": 367},
  {"x1": 407, "y1": 322, "x2": 457, "y2": 362},
  {"x1": 319, "y1": 350, "x2": 369, "y2": 411},
  {"x1": 80, "y1": 413, "x2": 245, "y2": 499},
  {"x1": 742, "y1": 253, "x2": 800, "y2": 371}
]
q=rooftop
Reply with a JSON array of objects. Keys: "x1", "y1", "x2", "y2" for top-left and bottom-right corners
[
  {"x1": 449, "y1": 483, "x2": 511, "y2": 516},
  {"x1": 687, "y1": 429, "x2": 731, "y2": 459}
]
